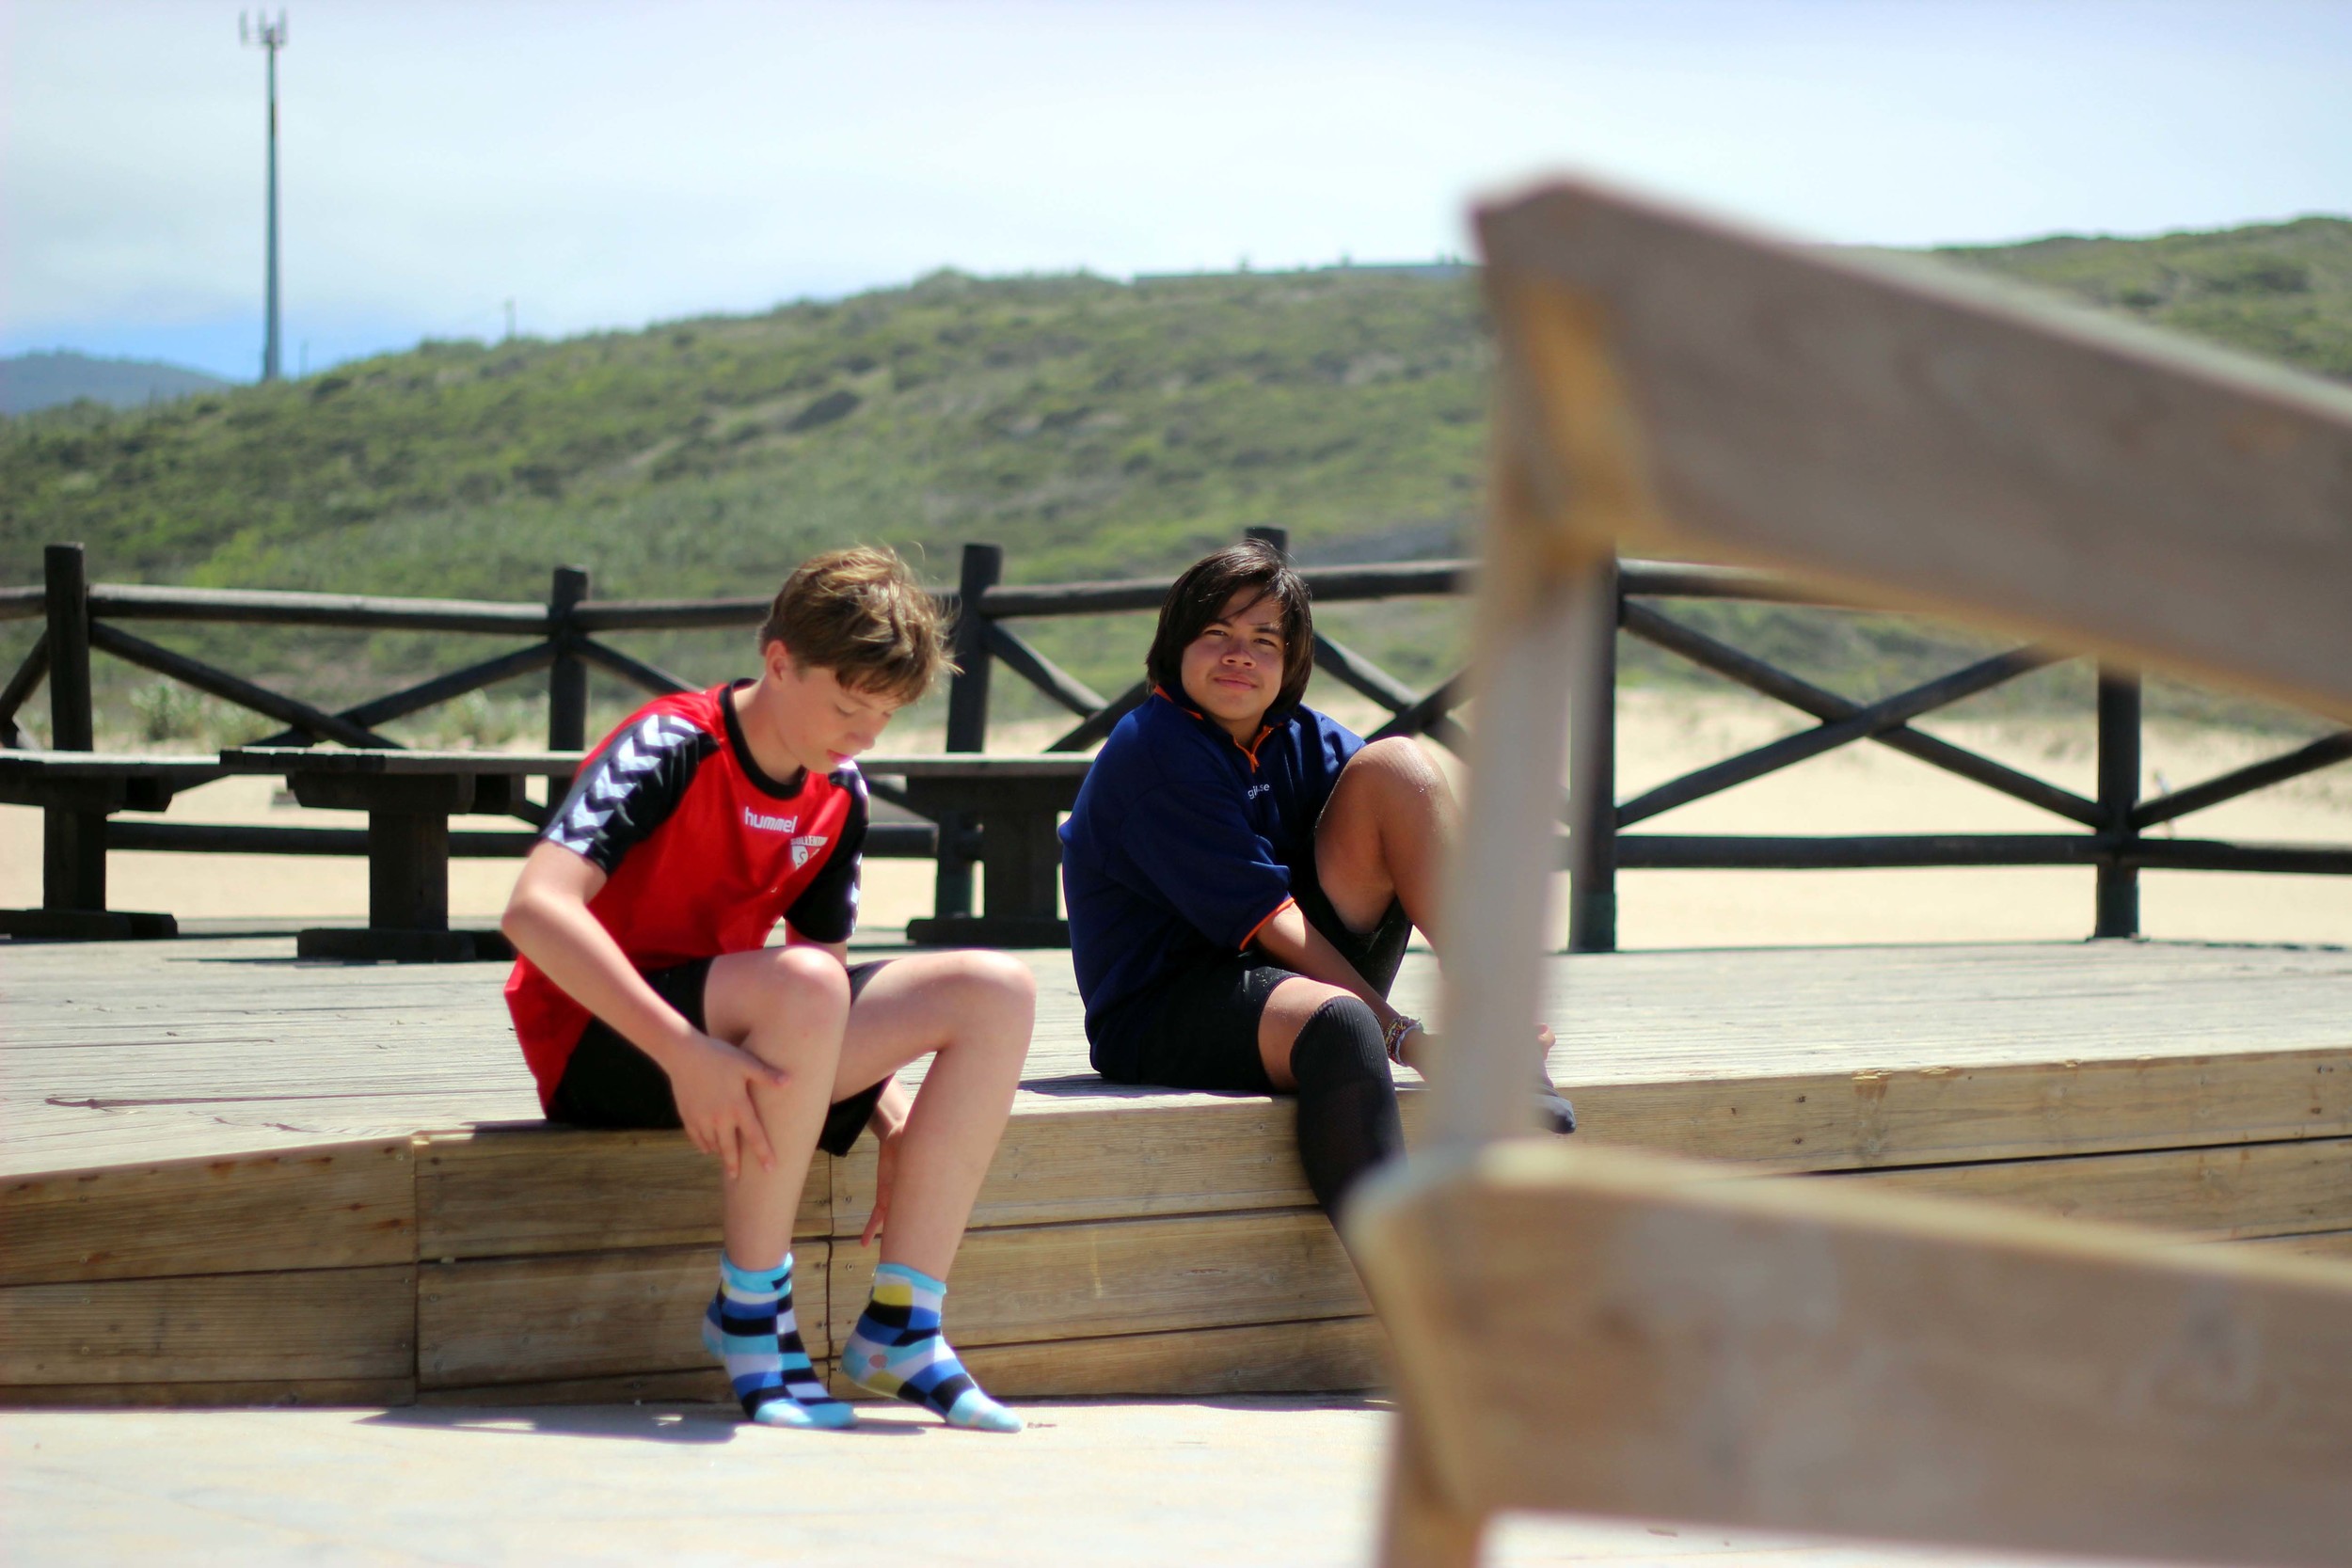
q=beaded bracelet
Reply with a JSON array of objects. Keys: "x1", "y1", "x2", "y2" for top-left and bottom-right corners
[{"x1": 1382, "y1": 1013, "x2": 1422, "y2": 1065}]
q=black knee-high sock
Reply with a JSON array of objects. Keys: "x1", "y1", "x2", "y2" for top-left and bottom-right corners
[{"x1": 1291, "y1": 996, "x2": 1405, "y2": 1225}]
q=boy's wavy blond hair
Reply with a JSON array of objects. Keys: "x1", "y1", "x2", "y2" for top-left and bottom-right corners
[{"x1": 759, "y1": 546, "x2": 953, "y2": 704}]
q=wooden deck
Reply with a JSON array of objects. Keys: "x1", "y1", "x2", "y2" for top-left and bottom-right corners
[{"x1": 4, "y1": 933, "x2": 2349, "y2": 1409}]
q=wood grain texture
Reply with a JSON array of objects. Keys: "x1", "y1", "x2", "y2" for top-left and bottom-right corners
[
  {"x1": 1576, "y1": 1050, "x2": 2352, "y2": 1172},
  {"x1": 1848, "y1": 1134, "x2": 2352, "y2": 1240},
  {"x1": 415, "y1": 1126, "x2": 828, "y2": 1259},
  {"x1": 944, "y1": 1315, "x2": 1386, "y2": 1400},
  {"x1": 832, "y1": 1100, "x2": 1326, "y2": 1233},
  {"x1": 1478, "y1": 177, "x2": 2352, "y2": 719},
  {"x1": 1353, "y1": 1143, "x2": 2352, "y2": 1568},
  {"x1": 0, "y1": 1139, "x2": 415, "y2": 1285},
  {"x1": 0, "y1": 1377, "x2": 416, "y2": 1409},
  {"x1": 2231, "y1": 1229, "x2": 2352, "y2": 1263},
  {"x1": 0, "y1": 1265, "x2": 416, "y2": 1386},
  {"x1": 417, "y1": 1242, "x2": 827, "y2": 1389},
  {"x1": 9, "y1": 937, "x2": 2350, "y2": 1176},
  {"x1": 826, "y1": 1208, "x2": 1364, "y2": 1349},
  {"x1": 414, "y1": 1368, "x2": 731, "y2": 1408}
]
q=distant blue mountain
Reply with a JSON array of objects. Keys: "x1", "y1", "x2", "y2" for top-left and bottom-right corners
[{"x1": 0, "y1": 351, "x2": 232, "y2": 416}]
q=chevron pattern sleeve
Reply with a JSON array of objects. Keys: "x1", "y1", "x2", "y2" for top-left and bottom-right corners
[
  {"x1": 785, "y1": 765, "x2": 868, "y2": 943},
  {"x1": 542, "y1": 712, "x2": 715, "y2": 874}
]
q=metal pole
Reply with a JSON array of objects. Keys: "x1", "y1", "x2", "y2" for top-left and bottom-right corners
[
  {"x1": 264, "y1": 38, "x2": 279, "y2": 381},
  {"x1": 2094, "y1": 665, "x2": 2141, "y2": 939},
  {"x1": 244, "y1": 13, "x2": 287, "y2": 382}
]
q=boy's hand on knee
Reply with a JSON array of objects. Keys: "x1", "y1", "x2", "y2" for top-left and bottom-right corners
[{"x1": 670, "y1": 1035, "x2": 789, "y2": 1179}]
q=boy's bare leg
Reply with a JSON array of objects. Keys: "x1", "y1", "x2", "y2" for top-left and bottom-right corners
[
  {"x1": 1314, "y1": 736, "x2": 1457, "y2": 946},
  {"x1": 830, "y1": 948, "x2": 1033, "y2": 1432},
  {"x1": 832, "y1": 949, "x2": 1035, "y2": 1277},
  {"x1": 1311, "y1": 737, "x2": 1567, "y2": 1126},
  {"x1": 703, "y1": 945, "x2": 853, "y2": 1267}
]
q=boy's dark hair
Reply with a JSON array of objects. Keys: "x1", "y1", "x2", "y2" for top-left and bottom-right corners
[
  {"x1": 759, "y1": 546, "x2": 953, "y2": 705},
  {"x1": 1145, "y1": 542, "x2": 1315, "y2": 718}
]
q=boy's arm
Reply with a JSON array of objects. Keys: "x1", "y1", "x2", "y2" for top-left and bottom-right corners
[
  {"x1": 502, "y1": 841, "x2": 789, "y2": 1177},
  {"x1": 1250, "y1": 901, "x2": 1412, "y2": 1037}
]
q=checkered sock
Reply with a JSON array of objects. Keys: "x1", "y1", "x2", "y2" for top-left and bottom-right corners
[
  {"x1": 841, "y1": 1263, "x2": 1022, "y2": 1433},
  {"x1": 701, "y1": 1253, "x2": 854, "y2": 1429}
]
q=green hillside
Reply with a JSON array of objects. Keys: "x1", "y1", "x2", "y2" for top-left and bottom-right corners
[{"x1": 5, "y1": 217, "x2": 2346, "y2": 742}]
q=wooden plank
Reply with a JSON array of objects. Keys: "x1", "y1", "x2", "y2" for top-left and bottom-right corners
[
  {"x1": 826, "y1": 1209, "x2": 1364, "y2": 1349},
  {"x1": 0, "y1": 1378, "x2": 415, "y2": 1409},
  {"x1": 415, "y1": 1126, "x2": 828, "y2": 1260},
  {"x1": 829, "y1": 1048, "x2": 2352, "y2": 1240},
  {"x1": 938, "y1": 1316, "x2": 1384, "y2": 1401},
  {"x1": 1577, "y1": 1051, "x2": 2352, "y2": 1173},
  {"x1": 0, "y1": 1265, "x2": 416, "y2": 1386},
  {"x1": 417, "y1": 1242, "x2": 828, "y2": 1390},
  {"x1": 416, "y1": 1368, "x2": 730, "y2": 1408},
  {"x1": 0, "y1": 1138, "x2": 415, "y2": 1285},
  {"x1": 1849, "y1": 1135, "x2": 2352, "y2": 1240},
  {"x1": 1352, "y1": 1141, "x2": 2352, "y2": 1568},
  {"x1": 1479, "y1": 178, "x2": 2352, "y2": 719},
  {"x1": 2223, "y1": 1229, "x2": 2352, "y2": 1264},
  {"x1": 833, "y1": 1101, "x2": 1324, "y2": 1233}
]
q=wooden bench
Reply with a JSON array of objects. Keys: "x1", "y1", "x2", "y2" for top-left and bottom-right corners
[
  {"x1": 218, "y1": 748, "x2": 574, "y2": 962},
  {"x1": 864, "y1": 754, "x2": 1092, "y2": 947},
  {"x1": 205, "y1": 748, "x2": 1086, "y2": 961},
  {"x1": 0, "y1": 752, "x2": 223, "y2": 941}
]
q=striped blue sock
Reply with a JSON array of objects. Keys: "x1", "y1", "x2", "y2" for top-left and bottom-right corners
[
  {"x1": 700, "y1": 1253, "x2": 853, "y2": 1430},
  {"x1": 842, "y1": 1263, "x2": 1021, "y2": 1433}
]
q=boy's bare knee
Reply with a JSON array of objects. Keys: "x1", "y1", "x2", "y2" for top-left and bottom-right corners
[
  {"x1": 1356, "y1": 736, "x2": 1439, "y2": 789},
  {"x1": 752, "y1": 945, "x2": 853, "y2": 1012}
]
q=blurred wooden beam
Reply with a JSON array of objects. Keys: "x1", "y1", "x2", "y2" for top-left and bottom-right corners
[{"x1": 1352, "y1": 1143, "x2": 2352, "y2": 1568}]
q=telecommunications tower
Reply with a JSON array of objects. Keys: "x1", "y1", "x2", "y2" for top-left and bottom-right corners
[{"x1": 241, "y1": 11, "x2": 288, "y2": 381}]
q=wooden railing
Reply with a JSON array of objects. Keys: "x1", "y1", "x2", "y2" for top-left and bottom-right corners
[{"x1": 5, "y1": 533, "x2": 2346, "y2": 945}]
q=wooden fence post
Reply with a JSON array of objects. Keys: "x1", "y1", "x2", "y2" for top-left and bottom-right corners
[
  {"x1": 933, "y1": 543, "x2": 1004, "y2": 922},
  {"x1": 2094, "y1": 665, "x2": 2141, "y2": 939},
  {"x1": 43, "y1": 544, "x2": 93, "y2": 752},
  {"x1": 547, "y1": 565, "x2": 590, "y2": 750},
  {"x1": 1565, "y1": 558, "x2": 1620, "y2": 953},
  {"x1": 1246, "y1": 525, "x2": 1291, "y2": 558},
  {"x1": 40, "y1": 542, "x2": 104, "y2": 913}
]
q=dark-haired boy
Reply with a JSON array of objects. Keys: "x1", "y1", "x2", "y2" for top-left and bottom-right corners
[
  {"x1": 1058, "y1": 542, "x2": 1571, "y2": 1230},
  {"x1": 503, "y1": 546, "x2": 1032, "y2": 1432}
]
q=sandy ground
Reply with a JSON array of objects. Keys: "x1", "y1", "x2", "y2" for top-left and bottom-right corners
[
  {"x1": 0, "y1": 1399, "x2": 2170, "y2": 1568},
  {"x1": 7, "y1": 692, "x2": 2344, "y2": 946}
]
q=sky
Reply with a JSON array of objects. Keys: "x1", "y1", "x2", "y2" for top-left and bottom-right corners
[{"x1": 5, "y1": 0, "x2": 2348, "y2": 382}]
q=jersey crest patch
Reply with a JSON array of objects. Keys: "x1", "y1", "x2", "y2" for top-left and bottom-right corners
[{"x1": 790, "y1": 832, "x2": 828, "y2": 869}]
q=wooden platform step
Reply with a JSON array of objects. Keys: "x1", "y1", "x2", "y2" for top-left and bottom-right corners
[{"x1": 7, "y1": 1044, "x2": 2351, "y2": 1410}]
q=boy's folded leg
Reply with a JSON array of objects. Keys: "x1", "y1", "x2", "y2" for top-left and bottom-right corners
[
  {"x1": 841, "y1": 1263, "x2": 1022, "y2": 1433},
  {"x1": 703, "y1": 1253, "x2": 855, "y2": 1430}
]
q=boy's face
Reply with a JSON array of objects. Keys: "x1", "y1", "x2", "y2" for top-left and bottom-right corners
[
  {"x1": 759, "y1": 641, "x2": 903, "y2": 774},
  {"x1": 1179, "y1": 589, "x2": 1287, "y2": 738}
]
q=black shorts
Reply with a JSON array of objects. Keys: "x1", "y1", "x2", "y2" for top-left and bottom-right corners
[
  {"x1": 1097, "y1": 869, "x2": 1413, "y2": 1096},
  {"x1": 547, "y1": 957, "x2": 891, "y2": 1158}
]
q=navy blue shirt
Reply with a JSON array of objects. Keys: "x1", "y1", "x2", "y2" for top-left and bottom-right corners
[{"x1": 1059, "y1": 689, "x2": 1363, "y2": 1073}]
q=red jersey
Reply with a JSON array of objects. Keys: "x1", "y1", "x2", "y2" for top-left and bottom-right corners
[{"x1": 503, "y1": 682, "x2": 868, "y2": 1107}]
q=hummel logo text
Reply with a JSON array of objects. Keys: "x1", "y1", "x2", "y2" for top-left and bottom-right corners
[{"x1": 743, "y1": 808, "x2": 798, "y2": 833}]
